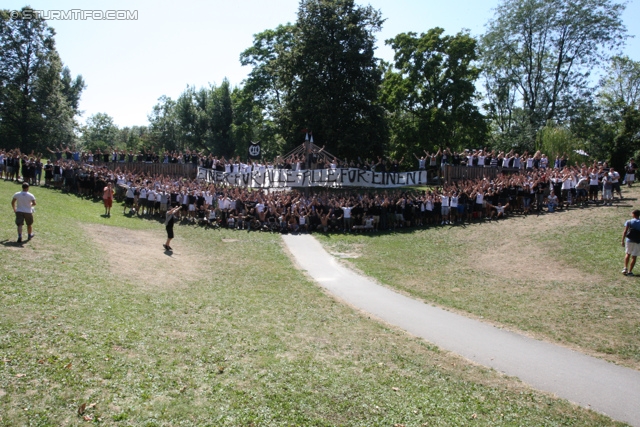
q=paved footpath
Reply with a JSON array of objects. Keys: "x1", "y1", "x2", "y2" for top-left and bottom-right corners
[{"x1": 282, "y1": 234, "x2": 640, "y2": 427}]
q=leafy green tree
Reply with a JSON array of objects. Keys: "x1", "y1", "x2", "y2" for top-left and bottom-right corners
[
  {"x1": 231, "y1": 85, "x2": 285, "y2": 161},
  {"x1": 60, "y1": 66, "x2": 84, "y2": 112},
  {"x1": 149, "y1": 83, "x2": 235, "y2": 157},
  {"x1": 174, "y1": 86, "x2": 206, "y2": 151},
  {"x1": 0, "y1": 7, "x2": 84, "y2": 152},
  {"x1": 206, "y1": 80, "x2": 234, "y2": 157},
  {"x1": 569, "y1": 56, "x2": 640, "y2": 167},
  {"x1": 80, "y1": 113, "x2": 118, "y2": 151},
  {"x1": 239, "y1": 24, "x2": 296, "y2": 159},
  {"x1": 289, "y1": 0, "x2": 387, "y2": 159},
  {"x1": 481, "y1": 0, "x2": 627, "y2": 149},
  {"x1": 148, "y1": 95, "x2": 179, "y2": 151},
  {"x1": 564, "y1": 98, "x2": 613, "y2": 162},
  {"x1": 118, "y1": 126, "x2": 148, "y2": 152},
  {"x1": 382, "y1": 28, "x2": 487, "y2": 156},
  {"x1": 611, "y1": 107, "x2": 640, "y2": 168},
  {"x1": 240, "y1": 24, "x2": 295, "y2": 127},
  {"x1": 241, "y1": 0, "x2": 387, "y2": 160},
  {"x1": 595, "y1": 56, "x2": 640, "y2": 167},
  {"x1": 536, "y1": 120, "x2": 584, "y2": 164},
  {"x1": 598, "y1": 55, "x2": 640, "y2": 119}
]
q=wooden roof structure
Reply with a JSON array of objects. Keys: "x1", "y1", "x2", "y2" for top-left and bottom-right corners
[{"x1": 281, "y1": 133, "x2": 341, "y2": 165}]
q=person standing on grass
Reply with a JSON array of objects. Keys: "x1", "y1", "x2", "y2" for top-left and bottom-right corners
[
  {"x1": 11, "y1": 182, "x2": 36, "y2": 243},
  {"x1": 609, "y1": 167, "x2": 622, "y2": 200},
  {"x1": 164, "y1": 205, "x2": 181, "y2": 251},
  {"x1": 103, "y1": 182, "x2": 114, "y2": 217},
  {"x1": 625, "y1": 158, "x2": 637, "y2": 187},
  {"x1": 622, "y1": 209, "x2": 640, "y2": 276}
]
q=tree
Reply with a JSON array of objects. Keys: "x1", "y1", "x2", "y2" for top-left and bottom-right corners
[
  {"x1": 536, "y1": 120, "x2": 585, "y2": 164},
  {"x1": 0, "y1": 7, "x2": 84, "y2": 152},
  {"x1": 148, "y1": 95, "x2": 179, "y2": 151},
  {"x1": 239, "y1": 24, "x2": 296, "y2": 158},
  {"x1": 206, "y1": 80, "x2": 234, "y2": 157},
  {"x1": 240, "y1": 24, "x2": 295, "y2": 123},
  {"x1": 148, "y1": 82, "x2": 236, "y2": 156},
  {"x1": 610, "y1": 107, "x2": 640, "y2": 168},
  {"x1": 598, "y1": 55, "x2": 640, "y2": 119},
  {"x1": 241, "y1": 0, "x2": 387, "y2": 160},
  {"x1": 382, "y1": 28, "x2": 487, "y2": 156},
  {"x1": 118, "y1": 126, "x2": 148, "y2": 152},
  {"x1": 174, "y1": 86, "x2": 206, "y2": 151},
  {"x1": 81, "y1": 113, "x2": 118, "y2": 151},
  {"x1": 289, "y1": 0, "x2": 387, "y2": 159},
  {"x1": 481, "y1": 0, "x2": 627, "y2": 149},
  {"x1": 595, "y1": 56, "x2": 640, "y2": 168}
]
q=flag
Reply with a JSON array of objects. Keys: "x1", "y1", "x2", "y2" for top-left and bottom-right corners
[{"x1": 248, "y1": 141, "x2": 261, "y2": 159}]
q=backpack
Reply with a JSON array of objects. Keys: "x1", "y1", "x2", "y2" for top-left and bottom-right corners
[{"x1": 627, "y1": 226, "x2": 640, "y2": 243}]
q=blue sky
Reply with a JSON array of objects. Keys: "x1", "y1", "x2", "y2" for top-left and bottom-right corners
[{"x1": 5, "y1": 0, "x2": 640, "y2": 128}]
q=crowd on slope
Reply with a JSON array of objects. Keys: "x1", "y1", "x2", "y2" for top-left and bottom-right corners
[
  {"x1": 1, "y1": 146, "x2": 637, "y2": 234},
  {"x1": 2, "y1": 144, "x2": 623, "y2": 173}
]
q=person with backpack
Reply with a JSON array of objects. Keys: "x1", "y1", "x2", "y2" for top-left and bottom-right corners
[{"x1": 622, "y1": 209, "x2": 640, "y2": 276}]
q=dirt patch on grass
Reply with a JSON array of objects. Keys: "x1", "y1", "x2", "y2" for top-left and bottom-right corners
[
  {"x1": 467, "y1": 211, "x2": 601, "y2": 283},
  {"x1": 471, "y1": 233, "x2": 587, "y2": 283},
  {"x1": 324, "y1": 242, "x2": 365, "y2": 259},
  {"x1": 83, "y1": 224, "x2": 206, "y2": 290}
]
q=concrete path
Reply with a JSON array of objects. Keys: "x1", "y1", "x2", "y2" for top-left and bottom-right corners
[{"x1": 282, "y1": 234, "x2": 640, "y2": 427}]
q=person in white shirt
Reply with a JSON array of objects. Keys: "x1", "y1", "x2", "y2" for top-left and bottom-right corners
[
  {"x1": 449, "y1": 193, "x2": 459, "y2": 223},
  {"x1": 340, "y1": 200, "x2": 356, "y2": 232},
  {"x1": 477, "y1": 153, "x2": 486, "y2": 167},
  {"x1": 159, "y1": 190, "x2": 169, "y2": 215},
  {"x1": 147, "y1": 188, "x2": 157, "y2": 216},
  {"x1": 609, "y1": 167, "x2": 623, "y2": 199},
  {"x1": 413, "y1": 153, "x2": 427, "y2": 170},
  {"x1": 440, "y1": 192, "x2": 450, "y2": 224},
  {"x1": 561, "y1": 173, "x2": 576, "y2": 206},
  {"x1": 589, "y1": 168, "x2": 601, "y2": 202},
  {"x1": 204, "y1": 190, "x2": 213, "y2": 209},
  {"x1": 487, "y1": 201, "x2": 510, "y2": 219},
  {"x1": 539, "y1": 154, "x2": 549, "y2": 170},
  {"x1": 124, "y1": 185, "x2": 135, "y2": 214},
  {"x1": 138, "y1": 186, "x2": 147, "y2": 216},
  {"x1": 11, "y1": 183, "x2": 36, "y2": 243},
  {"x1": 624, "y1": 159, "x2": 637, "y2": 188}
]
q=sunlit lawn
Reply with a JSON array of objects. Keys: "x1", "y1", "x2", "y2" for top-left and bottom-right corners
[
  {"x1": 0, "y1": 180, "x2": 628, "y2": 426},
  {"x1": 316, "y1": 186, "x2": 640, "y2": 369}
]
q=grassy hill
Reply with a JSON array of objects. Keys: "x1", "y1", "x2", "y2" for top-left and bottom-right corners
[
  {"x1": 0, "y1": 180, "x2": 630, "y2": 426},
  {"x1": 316, "y1": 187, "x2": 640, "y2": 371}
]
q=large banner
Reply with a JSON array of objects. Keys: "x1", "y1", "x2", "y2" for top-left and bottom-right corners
[{"x1": 197, "y1": 167, "x2": 428, "y2": 188}]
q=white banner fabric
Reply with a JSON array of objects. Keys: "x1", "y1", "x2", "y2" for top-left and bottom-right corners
[{"x1": 197, "y1": 167, "x2": 428, "y2": 188}]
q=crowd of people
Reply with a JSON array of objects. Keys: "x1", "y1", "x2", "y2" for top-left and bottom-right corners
[
  {"x1": 2, "y1": 146, "x2": 638, "y2": 235},
  {"x1": 4, "y1": 144, "x2": 632, "y2": 174}
]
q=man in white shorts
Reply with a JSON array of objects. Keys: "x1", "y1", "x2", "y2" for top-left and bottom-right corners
[
  {"x1": 622, "y1": 209, "x2": 640, "y2": 276},
  {"x1": 11, "y1": 183, "x2": 36, "y2": 243}
]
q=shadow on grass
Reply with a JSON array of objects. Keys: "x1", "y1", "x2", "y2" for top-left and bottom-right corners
[
  {"x1": 0, "y1": 239, "x2": 26, "y2": 247},
  {"x1": 323, "y1": 199, "x2": 636, "y2": 239},
  {"x1": 313, "y1": 208, "x2": 587, "y2": 239}
]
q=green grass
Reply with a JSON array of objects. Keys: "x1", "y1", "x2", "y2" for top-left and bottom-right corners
[
  {"x1": 315, "y1": 188, "x2": 640, "y2": 369},
  {"x1": 0, "y1": 180, "x2": 629, "y2": 426}
]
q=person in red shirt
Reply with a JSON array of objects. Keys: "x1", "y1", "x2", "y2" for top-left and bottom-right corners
[{"x1": 103, "y1": 182, "x2": 114, "y2": 217}]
